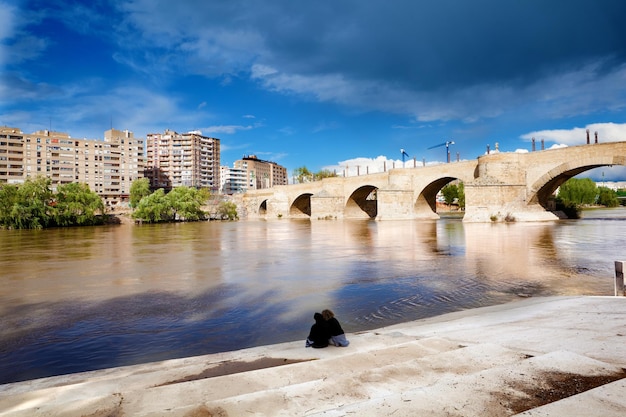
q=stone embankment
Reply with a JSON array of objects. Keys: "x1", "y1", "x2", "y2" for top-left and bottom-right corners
[{"x1": 1, "y1": 296, "x2": 625, "y2": 416}]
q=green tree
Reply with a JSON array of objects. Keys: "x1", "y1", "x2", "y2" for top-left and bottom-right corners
[
  {"x1": 132, "y1": 189, "x2": 172, "y2": 223},
  {"x1": 0, "y1": 184, "x2": 20, "y2": 228},
  {"x1": 293, "y1": 166, "x2": 313, "y2": 183},
  {"x1": 457, "y1": 182, "x2": 465, "y2": 210},
  {"x1": 0, "y1": 177, "x2": 55, "y2": 229},
  {"x1": 315, "y1": 169, "x2": 337, "y2": 180},
  {"x1": 216, "y1": 201, "x2": 238, "y2": 220},
  {"x1": 558, "y1": 178, "x2": 597, "y2": 205},
  {"x1": 596, "y1": 186, "x2": 619, "y2": 207},
  {"x1": 54, "y1": 182, "x2": 105, "y2": 226},
  {"x1": 166, "y1": 186, "x2": 206, "y2": 221},
  {"x1": 441, "y1": 184, "x2": 458, "y2": 207},
  {"x1": 129, "y1": 178, "x2": 151, "y2": 208}
]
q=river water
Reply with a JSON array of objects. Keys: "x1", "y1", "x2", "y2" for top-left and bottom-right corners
[{"x1": 1, "y1": 208, "x2": 625, "y2": 384}]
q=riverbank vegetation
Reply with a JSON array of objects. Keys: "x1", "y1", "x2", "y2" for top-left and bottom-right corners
[
  {"x1": 129, "y1": 179, "x2": 238, "y2": 223},
  {"x1": 0, "y1": 177, "x2": 105, "y2": 229},
  {"x1": 130, "y1": 180, "x2": 208, "y2": 223},
  {"x1": 556, "y1": 177, "x2": 623, "y2": 218}
]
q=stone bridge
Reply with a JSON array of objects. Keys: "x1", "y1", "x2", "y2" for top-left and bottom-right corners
[{"x1": 236, "y1": 142, "x2": 626, "y2": 222}]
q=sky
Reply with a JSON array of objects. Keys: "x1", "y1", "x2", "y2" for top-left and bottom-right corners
[{"x1": 2, "y1": 0, "x2": 626, "y2": 181}]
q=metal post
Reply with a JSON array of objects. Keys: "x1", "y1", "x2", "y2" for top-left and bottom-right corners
[{"x1": 615, "y1": 261, "x2": 625, "y2": 296}]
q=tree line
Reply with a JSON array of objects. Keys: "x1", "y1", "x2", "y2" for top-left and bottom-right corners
[
  {"x1": 0, "y1": 176, "x2": 105, "y2": 229},
  {"x1": 556, "y1": 177, "x2": 621, "y2": 207},
  {"x1": 555, "y1": 178, "x2": 622, "y2": 218}
]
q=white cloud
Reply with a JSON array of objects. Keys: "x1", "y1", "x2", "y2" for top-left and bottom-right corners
[
  {"x1": 521, "y1": 122, "x2": 626, "y2": 146},
  {"x1": 204, "y1": 124, "x2": 255, "y2": 134},
  {"x1": 312, "y1": 121, "x2": 340, "y2": 133},
  {"x1": 0, "y1": 4, "x2": 47, "y2": 69},
  {"x1": 322, "y1": 155, "x2": 442, "y2": 177},
  {"x1": 0, "y1": 2, "x2": 17, "y2": 42}
]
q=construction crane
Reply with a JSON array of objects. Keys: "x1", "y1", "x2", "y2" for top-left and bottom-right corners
[
  {"x1": 400, "y1": 149, "x2": 409, "y2": 167},
  {"x1": 427, "y1": 140, "x2": 455, "y2": 163}
]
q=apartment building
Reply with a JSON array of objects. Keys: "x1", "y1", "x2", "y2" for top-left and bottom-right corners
[
  {"x1": 233, "y1": 155, "x2": 288, "y2": 191},
  {"x1": 0, "y1": 127, "x2": 145, "y2": 206},
  {"x1": 145, "y1": 129, "x2": 220, "y2": 191},
  {"x1": 220, "y1": 165, "x2": 249, "y2": 194}
]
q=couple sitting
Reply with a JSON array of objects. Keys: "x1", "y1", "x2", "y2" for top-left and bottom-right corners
[{"x1": 306, "y1": 309, "x2": 350, "y2": 348}]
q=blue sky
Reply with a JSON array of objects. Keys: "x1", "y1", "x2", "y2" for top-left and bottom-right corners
[{"x1": 2, "y1": 0, "x2": 626, "y2": 180}]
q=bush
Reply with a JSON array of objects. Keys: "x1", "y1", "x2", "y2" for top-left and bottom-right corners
[{"x1": 217, "y1": 201, "x2": 238, "y2": 220}]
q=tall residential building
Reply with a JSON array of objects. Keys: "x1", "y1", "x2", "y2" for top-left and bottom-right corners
[
  {"x1": 220, "y1": 165, "x2": 249, "y2": 194},
  {"x1": 145, "y1": 129, "x2": 220, "y2": 191},
  {"x1": 0, "y1": 126, "x2": 145, "y2": 206},
  {"x1": 233, "y1": 155, "x2": 288, "y2": 190}
]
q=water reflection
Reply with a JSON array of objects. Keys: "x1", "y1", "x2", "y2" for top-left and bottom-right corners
[{"x1": 1, "y1": 208, "x2": 624, "y2": 384}]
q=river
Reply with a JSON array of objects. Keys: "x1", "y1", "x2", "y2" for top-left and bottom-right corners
[{"x1": 1, "y1": 207, "x2": 625, "y2": 384}]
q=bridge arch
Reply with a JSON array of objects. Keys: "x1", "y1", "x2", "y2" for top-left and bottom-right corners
[
  {"x1": 258, "y1": 199, "x2": 268, "y2": 215},
  {"x1": 415, "y1": 176, "x2": 460, "y2": 215},
  {"x1": 290, "y1": 193, "x2": 313, "y2": 217},
  {"x1": 529, "y1": 156, "x2": 623, "y2": 209},
  {"x1": 345, "y1": 185, "x2": 378, "y2": 219}
]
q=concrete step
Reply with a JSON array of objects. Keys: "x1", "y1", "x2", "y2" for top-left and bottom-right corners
[
  {"x1": 512, "y1": 378, "x2": 626, "y2": 417},
  {"x1": 120, "y1": 336, "x2": 472, "y2": 416},
  {"x1": 0, "y1": 335, "x2": 458, "y2": 417},
  {"x1": 304, "y1": 350, "x2": 625, "y2": 417},
  {"x1": 125, "y1": 342, "x2": 530, "y2": 416}
]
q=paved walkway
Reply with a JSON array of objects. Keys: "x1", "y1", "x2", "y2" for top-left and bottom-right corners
[{"x1": 1, "y1": 296, "x2": 625, "y2": 416}]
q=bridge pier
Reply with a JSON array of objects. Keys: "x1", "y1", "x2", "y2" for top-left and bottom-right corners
[
  {"x1": 310, "y1": 194, "x2": 345, "y2": 220},
  {"x1": 376, "y1": 190, "x2": 415, "y2": 220},
  {"x1": 463, "y1": 182, "x2": 560, "y2": 222},
  {"x1": 376, "y1": 189, "x2": 439, "y2": 220}
]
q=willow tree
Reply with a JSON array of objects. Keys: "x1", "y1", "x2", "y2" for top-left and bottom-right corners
[
  {"x1": 166, "y1": 186, "x2": 208, "y2": 221},
  {"x1": 0, "y1": 177, "x2": 54, "y2": 229},
  {"x1": 129, "y1": 178, "x2": 151, "y2": 208},
  {"x1": 558, "y1": 178, "x2": 597, "y2": 205},
  {"x1": 132, "y1": 189, "x2": 172, "y2": 223},
  {"x1": 54, "y1": 182, "x2": 105, "y2": 226}
]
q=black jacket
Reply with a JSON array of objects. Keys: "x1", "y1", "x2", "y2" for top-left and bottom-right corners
[
  {"x1": 327, "y1": 317, "x2": 345, "y2": 336},
  {"x1": 307, "y1": 313, "x2": 331, "y2": 348}
]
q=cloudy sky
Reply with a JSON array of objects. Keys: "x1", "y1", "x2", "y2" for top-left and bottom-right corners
[{"x1": 3, "y1": 0, "x2": 626, "y2": 180}]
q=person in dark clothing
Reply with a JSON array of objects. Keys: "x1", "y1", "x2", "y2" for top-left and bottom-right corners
[
  {"x1": 322, "y1": 309, "x2": 350, "y2": 347},
  {"x1": 306, "y1": 312, "x2": 331, "y2": 348}
]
